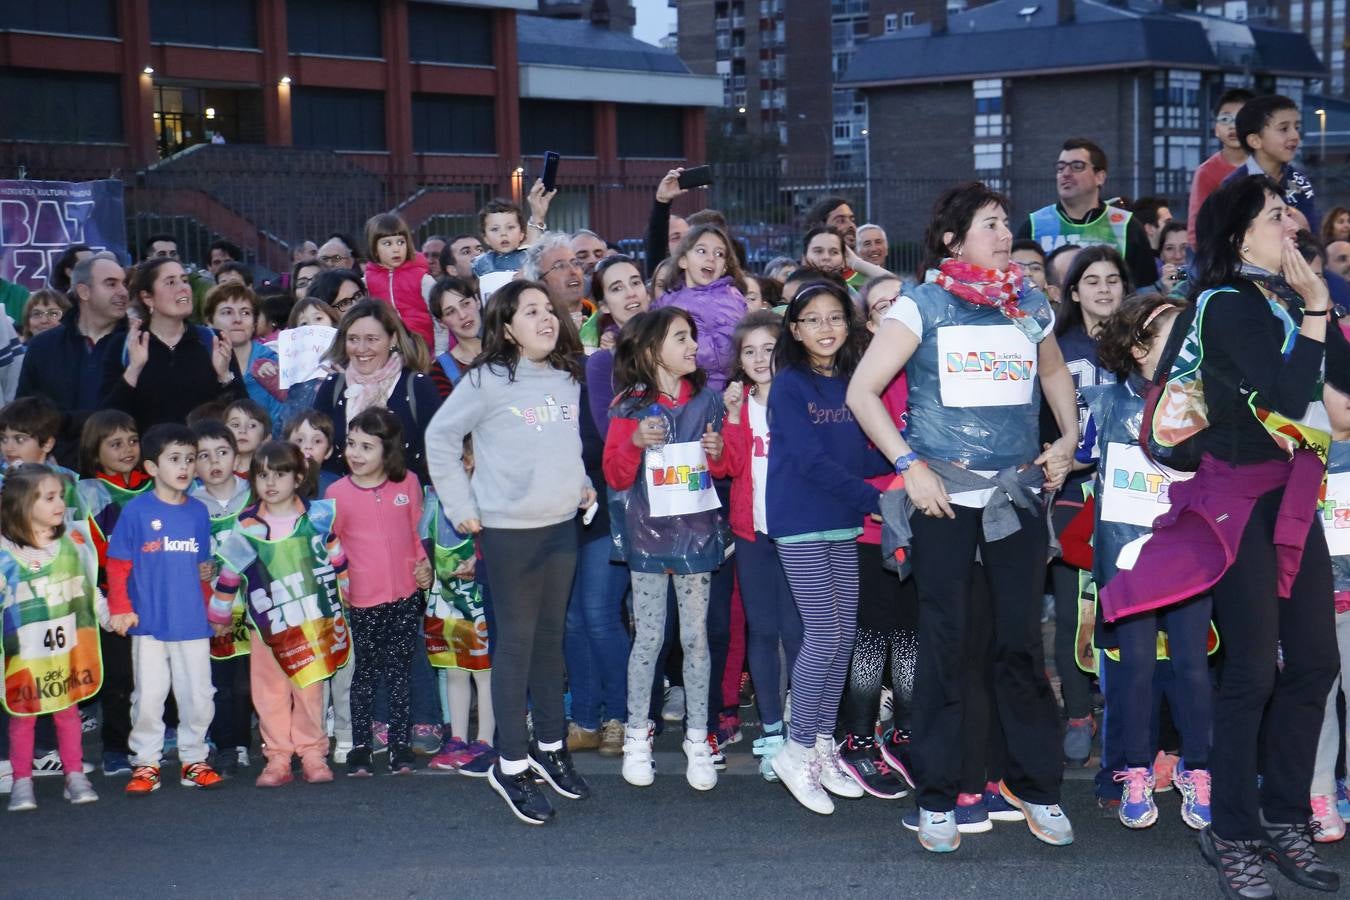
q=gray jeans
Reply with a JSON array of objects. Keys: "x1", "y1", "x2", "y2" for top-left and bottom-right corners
[
  {"x1": 1312, "y1": 610, "x2": 1350, "y2": 796},
  {"x1": 626, "y1": 571, "x2": 712, "y2": 732}
]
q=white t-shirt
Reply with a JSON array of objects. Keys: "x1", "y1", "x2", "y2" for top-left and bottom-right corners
[{"x1": 748, "y1": 393, "x2": 770, "y2": 534}]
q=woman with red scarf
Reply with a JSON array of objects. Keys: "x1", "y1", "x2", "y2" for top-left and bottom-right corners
[{"x1": 847, "y1": 182, "x2": 1080, "y2": 854}]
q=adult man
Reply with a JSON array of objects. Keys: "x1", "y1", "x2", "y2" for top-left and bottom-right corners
[
  {"x1": 1131, "y1": 197, "x2": 1172, "y2": 252},
  {"x1": 214, "y1": 261, "x2": 252, "y2": 287},
  {"x1": 1221, "y1": 93, "x2": 1318, "y2": 232},
  {"x1": 422, "y1": 235, "x2": 446, "y2": 278},
  {"x1": 1328, "y1": 240, "x2": 1350, "y2": 281},
  {"x1": 646, "y1": 168, "x2": 695, "y2": 276},
  {"x1": 572, "y1": 230, "x2": 608, "y2": 277},
  {"x1": 1188, "y1": 89, "x2": 1253, "y2": 247},
  {"x1": 1044, "y1": 243, "x2": 1082, "y2": 309},
  {"x1": 292, "y1": 241, "x2": 318, "y2": 265},
  {"x1": 523, "y1": 232, "x2": 587, "y2": 326},
  {"x1": 1011, "y1": 239, "x2": 1048, "y2": 293},
  {"x1": 441, "y1": 234, "x2": 484, "y2": 281},
  {"x1": 804, "y1": 196, "x2": 858, "y2": 249},
  {"x1": 207, "y1": 239, "x2": 242, "y2": 276},
  {"x1": 18, "y1": 251, "x2": 129, "y2": 460},
  {"x1": 1019, "y1": 138, "x2": 1156, "y2": 289},
  {"x1": 317, "y1": 234, "x2": 357, "y2": 270},
  {"x1": 857, "y1": 224, "x2": 889, "y2": 267},
  {"x1": 142, "y1": 233, "x2": 180, "y2": 261}
]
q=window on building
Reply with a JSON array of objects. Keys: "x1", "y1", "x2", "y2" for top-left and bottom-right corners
[
  {"x1": 884, "y1": 13, "x2": 898, "y2": 32},
  {"x1": 291, "y1": 87, "x2": 385, "y2": 150},
  {"x1": 1153, "y1": 135, "x2": 1201, "y2": 194},
  {"x1": 150, "y1": 0, "x2": 257, "y2": 48},
  {"x1": 903, "y1": 11, "x2": 916, "y2": 26},
  {"x1": 0, "y1": 70, "x2": 122, "y2": 142},
  {"x1": 520, "y1": 100, "x2": 595, "y2": 156},
  {"x1": 1292, "y1": 0, "x2": 1304, "y2": 28},
  {"x1": 287, "y1": 0, "x2": 382, "y2": 58},
  {"x1": 972, "y1": 79, "x2": 1010, "y2": 187},
  {"x1": 0, "y1": 0, "x2": 116, "y2": 37},
  {"x1": 412, "y1": 94, "x2": 494, "y2": 154},
  {"x1": 1274, "y1": 76, "x2": 1305, "y2": 110},
  {"x1": 1334, "y1": 48, "x2": 1346, "y2": 94},
  {"x1": 617, "y1": 105, "x2": 683, "y2": 158},
  {"x1": 1152, "y1": 70, "x2": 1201, "y2": 130},
  {"x1": 408, "y1": 3, "x2": 492, "y2": 65}
]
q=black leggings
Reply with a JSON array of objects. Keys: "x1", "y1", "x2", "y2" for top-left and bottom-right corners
[
  {"x1": 1210, "y1": 487, "x2": 1339, "y2": 840},
  {"x1": 839, "y1": 542, "x2": 918, "y2": 737},
  {"x1": 100, "y1": 630, "x2": 133, "y2": 754},
  {"x1": 349, "y1": 595, "x2": 422, "y2": 754},
  {"x1": 209, "y1": 655, "x2": 253, "y2": 752},
  {"x1": 478, "y1": 522, "x2": 577, "y2": 761}
]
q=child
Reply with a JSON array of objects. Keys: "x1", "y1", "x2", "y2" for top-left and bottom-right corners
[
  {"x1": 425, "y1": 436, "x2": 495, "y2": 775},
  {"x1": 1314, "y1": 380, "x2": 1350, "y2": 840},
  {"x1": 585, "y1": 257, "x2": 653, "y2": 437},
  {"x1": 224, "y1": 398, "x2": 270, "y2": 478},
  {"x1": 429, "y1": 275, "x2": 482, "y2": 396},
  {"x1": 0, "y1": 397, "x2": 61, "y2": 471},
  {"x1": 2, "y1": 464, "x2": 102, "y2": 811},
  {"x1": 764, "y1": 281, "x2": 879, "y2": 815},
  {"x1": 363, "y1": 212, "x2": 438, "y2": 355},
  {"x1": 76, "y1": 409, "x2": 151, "y2": 776},
  {"x1": 325, "y1": 408, "x2": 433, "y2": 777},
  {"x1": 1084, "y1": 293, "x2": 1212, "y2": 831},
  {"x1": 212, "y1": 441, "x2": 351, "y2": 787},
  {"x1": 285, "y1": 411, "x2": 338, "y2": 497},
  {"x1": 602, "y1": 307, "x2": 731, "y2": 792},
  {"x1": 106, "y1": 424, "x2": 226, "y2": 795},
  {"x1": 189, "y1": 420, "x2": 253, "y2": 777},
  {"x1": 720, "y1": 310, "x2": 802, "y2": 781},
  {"x1": 649, "y1": 225, "x2": 748, "y2": 392},
  {"x1": 424, "y1": 279, "x2": 594, "y2": 825},
  {"x1": 470, "y1": 182, "x2": 554, "y2": 278}
]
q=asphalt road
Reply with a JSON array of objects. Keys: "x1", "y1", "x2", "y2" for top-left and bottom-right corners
[{"x1": 5, "y1": 733, "x2": 1350, "y2": 900}]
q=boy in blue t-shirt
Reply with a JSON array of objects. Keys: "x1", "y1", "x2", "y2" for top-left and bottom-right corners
[{"x1": 107, "y1": 424, "x2": 230, "y2": 795}]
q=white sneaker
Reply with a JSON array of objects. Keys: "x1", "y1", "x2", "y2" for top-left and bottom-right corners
[
  {"x1": 0, "y1": 759, "x2": 12, "y2": 794},
  {"x1": 7, "y1": 777, "x2": 35, "y2": 812},
  {"x1": 30, "y1": 750, "x2": 91, "y2": 777},
  {"x1": 816, "y1": 736, "x2": 864, "y2": 799},
  {"x1": 236, "y1": 747, "x2": 251, "y2": 768},
  {"x1": 621, "y1": 724, "x2": 655, "y2": 787},
  {"x1": 325, "y1": 706, "x2": 335, "y2": 738},
  {"x1": 662, "y1": 686, "x2": 686, "y2": 723},
  {"x1": 63, "y1": 772, "x2": 99, "y2": 805},
  {"x1": 879, "y1": 687, "x2": 894, "y2": 724},
  {"x1": 683, "y1": 737, "x2": 718, "y2": 791},
  {"x1": 333, "y1": 742, "x2": 353, "y2": 765},
  {"x1": 771, "y1": 737, "x2": 833, "y2": 815}
]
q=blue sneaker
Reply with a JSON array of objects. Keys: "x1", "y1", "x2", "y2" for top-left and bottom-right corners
[
  {"x1": 954, "y1": 795, "x2": 992, "y2": 833},
  {"x1": 1337, "y1": 779, "x2": 1350, "y2": 820},
  {"x1": 163, "y1": 727, "x2": 178, "y2": 757},
  {"x1": 1113, "y1": 766, "x2": 1158, "y2": 829},
  {"x1": 101, "y1": 751, "x2": 132, "y2": 777},
  {"x1": 983, "y1": 784, "x2": 1025, "y2": 822},
  {"x1": 1173, "y1": 759, "x2": 1211, "y2": 830}
]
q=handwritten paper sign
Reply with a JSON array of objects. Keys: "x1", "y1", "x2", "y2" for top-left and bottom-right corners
[{"x1": 278, "y1": 325, "x2": 337, "y2": 388}]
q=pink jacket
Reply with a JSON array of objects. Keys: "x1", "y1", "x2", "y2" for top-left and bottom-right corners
[
  {"x1": 325, "y1": 472, "x2": 427, "y2": 608},
  {"x1": 365, "y1": 254, "x2": 435, "y2": 353}
]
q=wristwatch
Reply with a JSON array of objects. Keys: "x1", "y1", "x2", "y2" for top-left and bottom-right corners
[{"x1": 894, "y1": 451, "x2": 920, "y2": 474}]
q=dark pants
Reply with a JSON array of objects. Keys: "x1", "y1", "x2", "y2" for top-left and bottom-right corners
[
  {"x1": 735, "y1": 533, "x2": 802, "y2": 727},
  {"x1": 839, "y1": 542, "x2": 918, "y2": 737},
  {"x1": 349, "y1": 596, "x2": 422, "y2": 754},
  {"x1": 1210, "y1": 488, "x2": 1338, "y2": 840},
  {"x1": 959, "y1": 567, "x2": 1009, "y2": 794},
  {"x1": 1051, "y1": 500, "x2": 1094, "y2": 720},
  {"x1": 478, "y1": 522, "x2": 576, "y2": 761},
  {"x1": 705, "y1": 563, "x2": 734, "y2": 729},
  {"x1": 564, "y1": 532, "x2": 631, "y2": 730},
  {"x1": 910, "y1": 503, "x2": 1063, "y2": 811},
  {"x1": 208, "y1": 655, "x2": 253, "y2": 752},
  {"x1": 100, "y1": 629, "x2": 134, "y2": 755}
]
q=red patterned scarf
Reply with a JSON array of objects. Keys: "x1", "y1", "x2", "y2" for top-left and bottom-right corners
[{"x1": 930, "y1": 259, "x2": 1051, "y2": 342}]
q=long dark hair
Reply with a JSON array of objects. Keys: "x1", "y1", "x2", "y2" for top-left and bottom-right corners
[
  {"x1": 1054, "y1": 244, "x2": 1131, "y2": 338},
  {"x1": 1095, "y1": 292, "x2": 1186, "y2": 380},
  {"x1": 346, "y1": 407, "x2": 407, "y2": 483},
  {"x1": 918, "y1": 181, "x2": 1010, "y2": 278},
  {"x1": 472, "y1": 280, "x2": 582, "y2": 383},
  {"x1": 729, "y1": 309, "x2": 782, "y2": 386},
  {"x1": 612, "y1": 307, "x2": 708, "y2": 405},
  {"x1": 1189, "y1": 174, "x2": 1284, "y2": 301},
  {"x1": 773, "y1": 281, "x2": 868, "y2": 377},
  {"x1": 249, "y1": 440, "x2": 314, "y2": 502}
]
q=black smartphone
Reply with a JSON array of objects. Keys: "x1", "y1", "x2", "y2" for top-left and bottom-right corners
[
  {"x1": 677, "y1": 165, "x2": 713, "y2": 190},
  {"x1": 541, "y1": 151, "x2": 561, "y2": 192}
]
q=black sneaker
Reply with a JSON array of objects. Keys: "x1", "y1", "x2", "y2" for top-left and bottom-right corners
[
  {"x1": 876, "y1": 725, "x2": 916, "y2": 789},
  {"x1": 346, "y1": 746, "x2": 374, "y2": 778},
  {"x1": 489, "y1": 761, "x2": 555, "y2": 825},
  {"x1": 839, "y1": 734, "x2": 908, "y2": 800},
  {"x1": 212, "y1": 748, "x2": 239, "y2": 779},
  {"x1": 1260, "y1": 814, "x2": 1340, "y2": 893},
  {"x1": 527, "y1": 742, "x2": 591, "y2": 800},
  {"x1": 389, "y1": 746, "x2": 417, "y2": 775},
  {"x1": 1198, "y1": 826, "x2": 1274, "y2": 900}
]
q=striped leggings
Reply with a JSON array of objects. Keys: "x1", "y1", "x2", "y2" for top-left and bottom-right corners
[{"x1": 776, "y1": 539, "x2": 859, "y2": 748}]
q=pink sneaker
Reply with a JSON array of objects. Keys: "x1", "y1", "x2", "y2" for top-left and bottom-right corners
[
  {"x1": 255, "y1": 758, "x2": 293, "y2": 788},
  {"x1": 1152, "y1": 751, "x2": 1179, "y2": 793},
  {"x1": 429, "y1": 737, "x2": 472, "y2": 771},
  {"x1": 1311, "y1": 794, "x2": 1346, "y2": 843},
  {"x1": 301, "y1": 757, "x2": 334, "y2": 784}
]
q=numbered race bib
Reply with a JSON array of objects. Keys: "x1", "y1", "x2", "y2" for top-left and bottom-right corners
[
  {"x1": 1099, "y1": 442, "x2": 1194, "y2": 528},
  {"x1": 935, "y1": 324, "x2": 1037, "y2": 408},
  {"x1": 1321, "y1": 471, "x2": 1350, "y2": 558},
  {"x1": 644, "y1": 441, "x2": 722, "y2": 519},
  {"x1": 16, "y1": 613, "x2": 76, "y2": 660}
]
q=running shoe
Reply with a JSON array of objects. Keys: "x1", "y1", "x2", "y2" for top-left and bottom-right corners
[
  {"x1": 302, "y1": 756, "x2": 334, "y2": 784},
  {"x1": 1153, "y1": 750, "x2": 1180, "y2": 793},
  {"x1": 1114, "y1": 767, "x2": 1158, "y2": 829},
  {"x1": 838, "y1": 734, "x2": 907, "y2": 799},
  {"x1": 1260, "y1": 812, "x2": 1341, "y2": 892},
  {"x1": 255, "y1": 757, "x2": 293, "y2": 788},
  {"x1": 389, "y1": 747, "x2": 417, "y2": 775},
  {"x1": 1174, "y1": 760, "x2": 1211, "y2": 831},
  {"x1": 875, "y1": 725, "x2": 915, "y2": 789},
  {"x1": 902, "y1": 807, "x2": 960, "y2": 853},
  {"x1": 716, "y1": 711, "x2": 743, "y2": 748},
  {"x1": 999, "y1": 781, "x2": 1075, "y2": 846},
  {"x1": 1063, "y1": 716, "x2": 1094, "y2": 767},
  {"x1": 753, "y1": 732, "x2": 785, "y2": 783},
  {"x1": 528, "y1": 742, "x2": 591, "y2": 800},
  {"x1": 80, "y1": 710, "x2": 99, "y2": 734},
  {"x1": 458, "y1": 741, "x2": 498, "y2": 778},
  {"x1": 489, "y1": 762, "x2": 554, "y2": 826},
  {"x1": 983, "y1": 783, "x2": 1025, "y2": 822},
  {"x1": 333, "y1": 742, "x2": 353, "y2": 765},
  {"x1": 126, "y1": 765, "x2": 161, "y2": 796},
  {"x1": 430, "y1": 737, "x2": 473, "y2": 771},
  {"x1": 955, "y1": 794, "x2": 992, "y2": 834},
  {"x1": 7, "y1": 777, "x2": 35, "y2": 812},
  {"x1": 371, "y1": 721, "x2": 389, "y2": 754},
  {"x1": 63, "y1": 772, "x2": 98, "y2": 804},
  {"x1": 1338, "y1": 778, "x2": 1350, "y2": 821},
  {"x1": 1199, "y1": 826, "x2": 1273, "y2": 900},
  {"x1": 102, "y1": 752, "x2": 132, "y2": 777},
  {"x1": 212, "y1": 748, "x2": 239, "y2": 779},
  {"x1": 410, "y1": 724, "x2": 442, "y2": 756},
  {"x1": 180, "y1": 761, "x2": 224, "y2": 789},
  {"x1": 346, "y1": 746, "x2": 374, "y2": 778},
  {"x1": 1311, "y1": 793, "x2": 1346, "y2": 843},
  {"x1": 0, "y1": 759, "x2": 11, "y2": 794},
  {"x1": 708, "y1": 733, "x2": 727, "y2": 771}
]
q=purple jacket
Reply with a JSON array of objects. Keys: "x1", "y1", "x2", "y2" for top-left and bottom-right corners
[
  {"x1": 1100, "y1": 450, "x2": 1324, "y2": 621},
  {"x1": 651, "y1": 276, "x2": 746, "y2": 392}
]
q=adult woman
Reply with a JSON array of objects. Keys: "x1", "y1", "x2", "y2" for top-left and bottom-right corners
[
  {"x1": 205, "y1": 283, "x2": 284, "y2": 433},
  {"x1": 428, "y1": 276, "x2": 481, "y2": 397},
  {"x1": 20, "y1": 289, "x2": 70, "y2": 341},
  {"x1": 1321, "y1": 204, "x2": 1350, "y2": 246},
  {"x1": 291, "y1": 259, "x2": 322, "y2": 302},
  {"x1": 583, "y1": 256, "x2": 650, "y2": 432},
  {"x1": 802, "y1": 227, "x2": 846, "y2": 275},
  {"x1": 1154, "y1": 220, "x2": 1190, "y2": 294},
  {"x1": 846, "y1": 182, "x2": 1079, "y2": 853},
  {"x1": 307, "y1": 269, "x2": 366, "y2": 317},
  {"x1": 313, "y1": 300, "x2": 442, "y2": 484},
  {"x1": 1103, "y1": 175, "x2": 1346, "y2": 898},
  {"x1": 1048, "y1": 244, "x2": 1129, "y2": 766},
  {"x1": 101, "y1": 257, "x2": 244, "y2": 429}
]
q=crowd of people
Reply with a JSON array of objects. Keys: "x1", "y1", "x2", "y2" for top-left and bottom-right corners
[{"x1": 1, "y1": 85, "x2": 1349, "y2": 898}]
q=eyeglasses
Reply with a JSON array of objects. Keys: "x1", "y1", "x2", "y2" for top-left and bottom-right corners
[
  {"x1": 868, "y1": 294, "x2": 899, "y2": 316},
  {"x1": 333, "y1": 291, "x2": 364, "y2": 311},
  {"x1": 28, "y1": 308, "x2": 64, "y2": 320},
  {"x1": 1215, "y1": 113, "x2": 1237, "y2": 126},
  {"x1": 1055, "y1": 161, "x2": 1093, "y2": 174},
  {"x1": 546, "y1": 258, "x2": 583, "y2": 276},
  {"x1": 795, "y1": 313, "x2": 849, "y2": 330},
  {"x1": 319, "y1": 254, "x2": 352, "y2": 266}
]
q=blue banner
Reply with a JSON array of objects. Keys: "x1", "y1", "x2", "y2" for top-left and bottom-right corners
[{"x1": 0, "y1": 179, "x2": 127, "y2": 290}]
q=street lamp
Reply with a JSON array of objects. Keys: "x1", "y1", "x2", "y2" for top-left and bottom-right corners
[{"x1": 1317, "y1": 108, "x2": 1327, "y2": 161}]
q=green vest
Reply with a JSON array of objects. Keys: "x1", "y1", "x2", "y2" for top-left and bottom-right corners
[{"x1": 1028, "y1": 204, "x2": 1131, "y2": 257}]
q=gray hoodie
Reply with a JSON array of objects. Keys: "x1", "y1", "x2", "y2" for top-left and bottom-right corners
[{"x1": 424, "y1": 358, "x2": 590, "y2": 529}]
